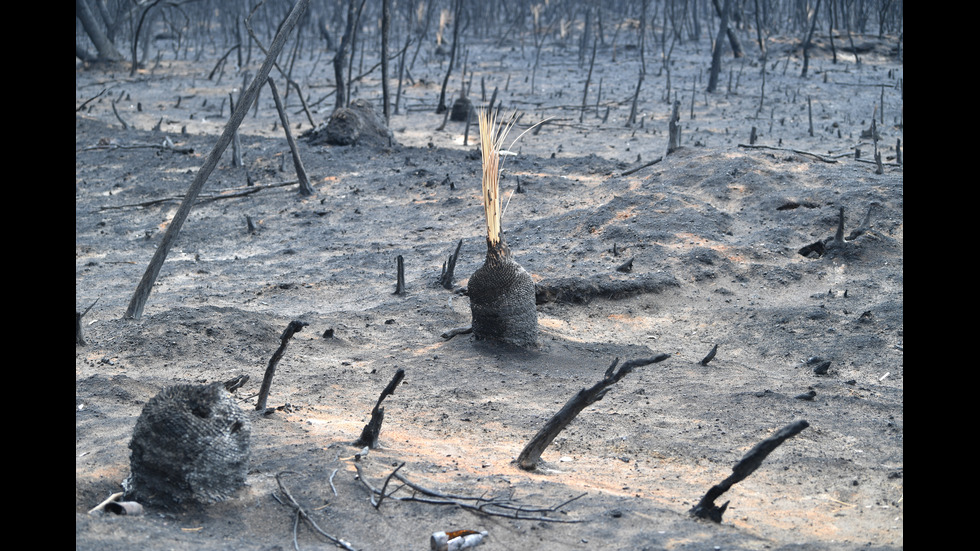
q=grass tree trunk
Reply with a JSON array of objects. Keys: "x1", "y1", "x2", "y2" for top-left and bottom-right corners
[{"x1": 468, "y1": 111, "x2": 538, "y2": 348}]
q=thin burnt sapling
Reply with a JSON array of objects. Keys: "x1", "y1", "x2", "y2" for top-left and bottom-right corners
[{"x1": 467, "y1": 110, "x2": 538, "y2": 347}]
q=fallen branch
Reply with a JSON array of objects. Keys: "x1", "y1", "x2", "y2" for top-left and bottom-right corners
[
  {"x1": 352, "y1": 461, "x2": 584, "y2": 523},
  {"x1": 88, "y1": 492, "x2": 124, "y2": 514},
  {"x1": 77, "y1": 88, "x2": 107, "y2": 112},
  {"x1": 737, "y1": 143, "x2": 837, "y2": 163},
  {"x1": 275, "y1": 471, "x2": 358, "y2": 551},
  {"x1": 352, "y1": 368, "x2": 405, "y2": 448},
  {"x1": 97, "y1": 180, "x2": 300, "y2": 211},
  {"x1": 535, "y1": 273, "x2": 679, "y2": 305},
  {"x1": 621, "y1": 155, "x2": 663, "y2": 177},
  {"x1": 517, "y1": 355, "x2": 670, "y2": 470},
  {"x1": 267, "y1": 77, "x2": 314, "y2": 196},
  {"x1": 690, "y1": 420, "x2": 809, "y2": 522},
  {"x1": 79, "y1": 140, "x2": 194, "y2": 154}
]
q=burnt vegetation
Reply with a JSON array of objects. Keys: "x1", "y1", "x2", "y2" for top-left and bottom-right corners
[{"x1": 78, "y1": 0, "x2": 903, "y2": 548}]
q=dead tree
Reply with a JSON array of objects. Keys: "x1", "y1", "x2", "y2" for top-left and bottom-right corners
[
  {"x1": 711, "y1": 0, "x2": 744, "y2": 58},
  {"x1": 76, "y1": 0, "x2": 124, "y2": 62},
  {"x1": 333, "y1": 0, "x2": 358, "y2": 110},
  {"x1": 380, "y1": 0, "x2": 391, "y2": 123},
  {"x1": 706, "y1": 0, "x2": 732, "y2": 93},
  {"x1": 436, "y1": 0, "x2": 463, "y2": 113},
  {"x1": 801, "y1": 0, "x2": 823, "y2": 78},
  {"x1": 125, "y1": 0, "x2": 311, "y2": 320}
]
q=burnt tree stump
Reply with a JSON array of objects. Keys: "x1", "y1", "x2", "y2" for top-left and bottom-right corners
[{"x1": 125, "y1": 383, "x2": 251, "y2": 508}]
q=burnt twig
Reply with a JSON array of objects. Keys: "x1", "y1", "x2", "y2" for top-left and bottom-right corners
[
  {"x1": 275, "y1": 471, "x2": 358, "y2": 550},
  {"x1": 690, "y1": 420, "x2": 810, "y2": 522},
  {"x1": 353, "y1": 462, "x2": 584, "y2": 522},
  {"x1": 621, "y1": 156, "x2": 663, "y2": 177},
  {"x1": 737, "y1": 143, "x2": 837, "y2": 163},
  {"x1": 353, "y1": 368, "x2": 405, "y2": 448},
  {"x1": 394, "y1": 255, "x2": 406, "y2": 295},
  {"x1": 256, "y1": 321, "x2": 308, "y2": 411},
  {"x1": 439, "y1": 239, "x2": 463, "y2": 290},
  {"x1": 700, "y1": 344, "x2": 718, "y2": 366},
  {"x1": 517, "y1": 355, "x2": 670, "y2": 470}
]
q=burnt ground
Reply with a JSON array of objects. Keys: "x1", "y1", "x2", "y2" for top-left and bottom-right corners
[{"x1": 76, "y1": 31, "x2": 903, "y2": 550}]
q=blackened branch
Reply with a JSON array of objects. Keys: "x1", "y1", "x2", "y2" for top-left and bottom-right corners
[
  {"x1": 690, "y1": 419, "x2": 810, "y2": 522},
  {"x1": 517, "y1": 354, "x2": 670, "y2": 470},
  {"x1": 255, "y1": 320, "x2": 308, "y2": 411},
  {"x1": 353, "y1": 368, "x2": 405, "y2": 448}
]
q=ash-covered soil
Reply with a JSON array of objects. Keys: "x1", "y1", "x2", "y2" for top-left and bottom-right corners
[{"x1": 77, "y1": 29, "x2": 902, "y2": 551}]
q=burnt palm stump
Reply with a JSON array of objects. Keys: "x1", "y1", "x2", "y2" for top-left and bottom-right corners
[{"x1": 124, "y1": 383, "x2": 251, "y2": 508}]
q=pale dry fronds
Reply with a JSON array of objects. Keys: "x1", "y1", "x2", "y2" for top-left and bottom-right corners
[
  {"x1": 479, "y1": 110, "x2": 550, "y2": 246},
  {"x1": 479, "y1": 109, "x2": 517, "y2": 246}
]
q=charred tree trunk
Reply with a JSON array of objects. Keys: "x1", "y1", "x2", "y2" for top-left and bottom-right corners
[
  {"x1": 468, "y1": 239, "x2": 538, "y2": 347},
  {"x1": 801, "y1": 0, "x2": 823, "y2": 78},
  {"x1": 712, "y1": 0, "x2": 744, "y2": 57},
  {"x1": 380, "y1": 0, "x2": 391, "y2": 123},
  {"x1": 333, "y1": 0, "x2": 357, "y2": 111},
  {"x1": 77, "y1": 0, "x2": 124, "y2": 62},
  {"x1": 436, "y1": 0, "x2": 463, "y2": 113},
  {"x1": 706, "y1": 0, "x2": 731, "y2": 93}
]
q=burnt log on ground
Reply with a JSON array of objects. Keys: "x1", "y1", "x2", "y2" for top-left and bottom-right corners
[{"x1": 535, "y1": 272, "x2": 679, "y2": 305}]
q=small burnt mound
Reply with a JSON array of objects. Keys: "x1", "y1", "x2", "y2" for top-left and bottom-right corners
[{"x1": 305, "y1": 99, "x2": 395, "y2": 147}]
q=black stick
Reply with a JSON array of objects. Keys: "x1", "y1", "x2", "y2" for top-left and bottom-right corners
[
  {"x1": 517, "y1": 355, "x2": 670, "y2": 470},
  {"x1": 288, "y1": 79, "x2": 316, "y2": 128},
  {"x1": 690, "y1": 420, "x2": 809, "y2": 522},
  {"x1": 807, "y1": 96, "x2": 814, "y2": 137},
  {"x1": 393, "y1": 255, "x2": 406, "y2": 295},
  {"x1": 700, "y1": 344, "x2": 718, "y2": 366},
  {"x1": 621, "y1": 155, "x2": 663, "y2": 177},
  {"x1": 255, "y1": 320, "x2": 308, "y2": 411},
  {"x1": 439, "y1": 239, "x2": 463, "y2": 290},
  {"x1": 353, "y1": 368, "x2": 405, "y2": 448},
  {"x1": 580, "y1": 38, "x2": 597, "y2": 123},
  {"x1": 267, "y1": 77, "x2": 314, "y2": 196}
]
